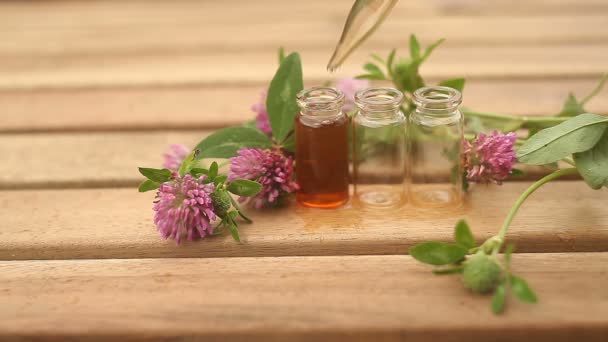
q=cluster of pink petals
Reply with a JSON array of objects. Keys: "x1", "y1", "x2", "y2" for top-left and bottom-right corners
[
  {"x1": 229, "y1": 148, "x2": 299, "y2": 208},
  {"x1": 252, "y1": 91, "x2": 273, "y2": 136},
  {"x1": 162, "y1": 144, "x2": 190, "y2": 171},
  {"x1": 335, "y1": 77, "x2": 370, "y2": 112},
  {"x1": 153, "y1": 174, "x2": 216, "y2": 244},
  {"x1": 463, "y1": 131, "x2": 518, "y2": 184}
]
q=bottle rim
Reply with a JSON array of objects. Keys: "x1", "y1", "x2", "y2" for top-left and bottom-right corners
[
  {"x1": 296, "y1": 87, "x2": 345, "y2": 112},
  {"x1": 413, "y1": 86, "x2": 462, "y2": 110},
  {"x1": 355, "y1": 87, "x2": 404, "y2": 111}
]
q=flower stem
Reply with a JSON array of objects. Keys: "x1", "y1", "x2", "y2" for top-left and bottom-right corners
[
  {"x1": 463, "y1": 110, "x2": 569, "y2": 124},
  {"x1": 497, "y1": 168, "x2": 579, "y2": 242}
]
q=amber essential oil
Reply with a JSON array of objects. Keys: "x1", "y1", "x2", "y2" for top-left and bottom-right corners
[{"x1": 295, "y1": 87, "x2": 350, "y2": 208}]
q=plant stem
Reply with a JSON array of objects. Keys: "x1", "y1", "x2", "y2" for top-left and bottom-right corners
[
  {"x1": 497, "y1": 168, "x2": 579, "y2": 242},
  {"x1": 581, "y1": 73, "x2": 607, "y2": 105},
  {"x1": 463, "y1": 110, "x2": 569, "y2": 124}
]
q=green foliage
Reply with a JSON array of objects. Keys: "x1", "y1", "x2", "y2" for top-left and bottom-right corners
[
  {"x1": 439, "y1": 78, "x2": 465, "y2": 92},
  {"x1": 138, "y1": 179, "x2": 159, "y2": 192},
  {"x1": 491, "y1": 283, "x2": 507, "y2": 314},
  {"x1": 517, "y1": 113, "x2": 608, "y2": 165},
  {"x1": 138, "y1": 167, "x2": 172, "y2": 183},
  {"x1": 462, "y1": 252, "x2": 503, "y2": 293},
  {"x1": 357, "y1": 34, "x2": 446, "y2": 108},
  {"x1": 178, "y1": 150, "x2": 199, "y2": 176},
  {"x1": 510, "y1": 275, "x2": 538, "y2": 303},
  {"x1": 266, "y1": 52, "x2": 303, "y2": 142},
  {"x1": 227, "y1": 179, "x2": 263, "y2": 197},
  {"x1": 574, "y1": 131, "x2": 608, "y2": 189},
  {"x1": 409, "y1": 241, "x2": 468, "y2": 266},
  {"x1": 454, "y1": 219, "x2": 476, "y2": 249},
  {"x1": 211, "y1": 189, "x2": 232, "y2": 218},
  {"x1": 194, "y1": 127, "x2": 273, "y2": 159}
]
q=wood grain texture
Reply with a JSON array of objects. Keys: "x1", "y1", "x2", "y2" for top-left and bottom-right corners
[
  {"x1": 1, "y1": 78, "x2": 607, "y2": 132},
  {"x1": 0, "y1": 130, "x2": 572, "y2": 189},
  {"x1": 1, "y1": 253, "x2": 607, "y2": 341},
  {"x1": 2, "y1": 45, "x2": 608, "y2": 90},
  {"x1": 1, "y1": 182, "x2": 606, "y2": 260},
  {"x1": 0, "y1": 131, "x2": 208, "y2": 189},
  {"x1": 1, "y1": 1, "x2": 607, "y2": 59}
]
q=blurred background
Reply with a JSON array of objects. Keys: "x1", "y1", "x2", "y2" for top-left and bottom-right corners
[{"x1": 0, "y1": 0, "x2": 607, "y2": 188}]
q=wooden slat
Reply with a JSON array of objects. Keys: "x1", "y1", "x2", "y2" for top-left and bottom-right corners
[
  {"x1": 0, "y1": 131, "x2": 569, "y2": 189},
  {"x1": 1, "y1": 1, "x2": 607, "y2": 58},
  {"x1": 1, "y1": 182, "x2": 606, "y2": 260},
  {"x1": 1, "y1": 78, "x2": 606, "y2": 132},
  {"x1": 2, "y1": 45, "x2": 608, "y2": 90},
  {"x1": 0, "y1": 131, "x2": 208, "y2": 189},
  {"x1": 1, "y1": 253, "x2": 607, "y2": 341}
]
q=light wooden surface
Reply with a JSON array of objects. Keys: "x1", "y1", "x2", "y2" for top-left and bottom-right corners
[
  {"x1": 1, "y1": 254, "x2": 607, "y2": 342},
  {"x1": 1, "y1": 0, "x2": 607, "y2": 340},
  {"x1": 1, "y1": 182, "x2": 606, "y2": 260}
]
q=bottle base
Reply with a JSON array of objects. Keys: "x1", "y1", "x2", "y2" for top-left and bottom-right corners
[
  {"x1": 410, "y1": 185, "x2": 461, "y2": 208},
  {"x1": 356, "y1": 190, "x2": 405, "y2": 208},
  {"x1": 297, "y1": 192, "x2": 349, "y2": 209}
]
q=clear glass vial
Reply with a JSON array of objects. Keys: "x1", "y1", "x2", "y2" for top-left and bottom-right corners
[
  {"x1": 353, "y1": 87, "x2": 407, "y2": 208},
  {"x1": 408, "y1": 86, "x2": 464, "y2": 207},
  {"x1": 295, "y1": 87, "x2": 350, "y2": 208}
]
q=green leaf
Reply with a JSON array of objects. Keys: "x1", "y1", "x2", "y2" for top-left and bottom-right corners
[
  {"x1": 356, "y1": 73, "x2": 386, "y2": 81},
  {"x1": 278, "y1": 47, "x2": 286, "y2": 64},
  {"x1": 491, "y1": 283, "x2": 507, "y2": 314},
  {"x1": 214, "y1": 175, "x2": 228, "y2": 185},
  {"x1": 409, "y1": 34, "x2": 421, "y2": 59},
  {"x1": 230, "y1": 196, "x2": 253, "y2": 223},
  {"x1": 370, "y1": 53, "x2": 385, "y2": 64},
  {"x1": 190, "y1": 168, "x2": 208, "y2": 176},
  {"x1": 227, "y1": 214, "x2": 241, "y2": 243},
  {"x1": 511, "y1": 275, "x2": 538, "y2": 303},
  {"x1": 266, "y1": 52, "x2": 304, "y2": 142},
  {"x1": 558, "y1": 93, "x2": 585, "y2": 117},
  {"x1": 409, "y1": 242, "x2": 468, "y2": 266},
  {"x1": 227, "y1": 179, "x2": 263, "y2": 197},
  {"x1": 138, "y1": 179, "x2": 159, "y2": 192},
  {"x1": 208, "y1": 161, "x2": 219, "y2": 180},
  {"x1": 393, "y1": 60, "x2": 425, "y2": 93},
  {"x1": 138, "y1": 167, "x2": 172, "y2": 183},
  {"x1": 509, "y1": 169, "x2": 525, "y2": 178},
  {"x1": 504, "y1": 244, "x2": 515, "y2": 267},
  {"x1": 386, "y1": 48, "x2": 397, "y2": 72},
  {"x1": 363, "y1": 63, "x2": 385, "y2": 79},
  {"x1": 454, "y1": 220, "x2": 476, "y2": 249},
  {"x1": 517, "y1": 113, "x2": 608, "y2": 165},
  {"x1": 421, "y1": 38, "x2": 445, "y2": 62},
  {"x1": 178, "y1": 150, "x2": 198, "y2": 177},
  {"x1": 194, "y1": 126, "x2": 272, "y2": 159},
  {"x1": 281, "y1": 133, "x2": 296, "y2": 153},
  {"x1": 573, "y1": 130, "x2": 608, "y2": 189},
  {"x1": 439, "y1": 78, "x2": 465, "y2": 92}
]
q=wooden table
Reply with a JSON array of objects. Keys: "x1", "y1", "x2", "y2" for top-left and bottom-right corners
[{"x1": 1, "y1": 1, "x2": 607, "y2": 341}]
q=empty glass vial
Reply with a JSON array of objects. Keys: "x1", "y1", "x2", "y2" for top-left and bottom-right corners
[
  {"x1": 353, "y1": 87, "x2": 407, "y2": 208},
  {"x1": 295, "y1": 87, "x2": 350, "y2": 208},
  {"x1": 408, "y1": 86, "x2": 464, "y2": 207}
]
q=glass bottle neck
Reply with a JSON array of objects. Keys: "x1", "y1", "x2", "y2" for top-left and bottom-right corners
[
  {"x1": 355, "y1": 87, "x2": 403, "y2": 120},
  {"x1": 297, "y1": 87, "x2": 344, "y2": 118},
  {"x1": 413, "y1": 86, "x2": 462, "y2": 118}
]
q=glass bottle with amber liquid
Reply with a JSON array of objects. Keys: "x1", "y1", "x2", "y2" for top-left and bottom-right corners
[
  {"x1": 408, "y1": 86, "x2": 464, "y2": 207},
  {"x1": 353, "y1": 87, "x2": 406, "y2": 208},
  {"x1": 295, "y1": 87, "x2": 349, "y2": 208}
]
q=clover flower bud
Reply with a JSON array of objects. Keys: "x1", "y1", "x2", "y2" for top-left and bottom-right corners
[
  {"x1": 211, "y1": 189, "x2": 232, "y2": 218},
  {"x1": 462, "y1": 252, "x2": 504, "y2": 293}
]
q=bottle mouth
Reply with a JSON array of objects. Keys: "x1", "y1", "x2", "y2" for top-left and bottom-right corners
[
  {"x1": 355, "y1": 87, "x2": 403, "y2": 111},
  {"x1": 297, "y1": 87, "x2": 345, "y2": 113},
  {"x1": 413, "y1": 86, "x2": 462, "y2": 113}
]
